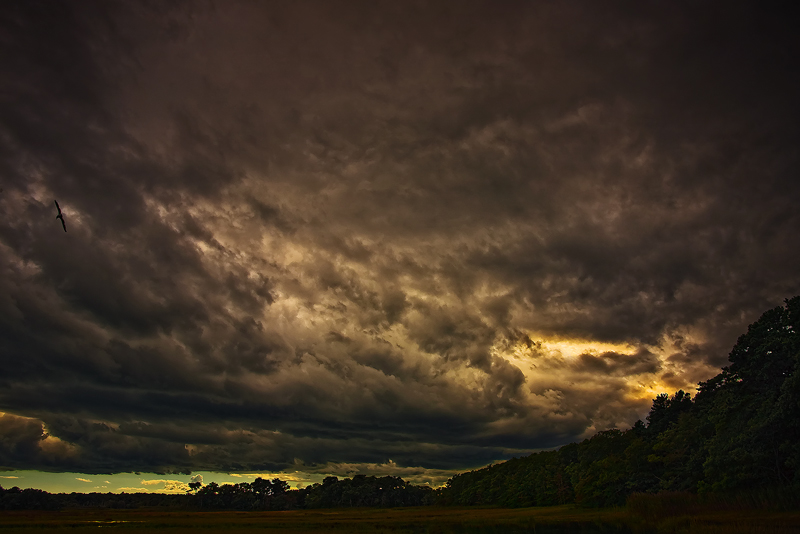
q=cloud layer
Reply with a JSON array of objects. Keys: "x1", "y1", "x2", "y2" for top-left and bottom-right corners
[{"x1": 1, "y1": 1, "x2": 799, "y2": 477}]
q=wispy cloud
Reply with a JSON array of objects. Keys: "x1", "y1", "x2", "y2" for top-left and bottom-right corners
[{"x1": 140, "y1": 479, "x2": 188, "y2": 493}]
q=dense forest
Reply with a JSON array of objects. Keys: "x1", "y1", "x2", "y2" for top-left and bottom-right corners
[{"x1": 2, "y1": 297, "x2": 798, "y2": 511}]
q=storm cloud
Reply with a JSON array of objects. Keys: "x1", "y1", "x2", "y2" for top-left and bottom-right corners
[{"x1": 0, "y1": 1, "x2": 798, "y2": 478}]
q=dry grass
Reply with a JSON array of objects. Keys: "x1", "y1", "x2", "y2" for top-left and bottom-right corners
[
  {"x1": 626, "y1": 491, "x2": 800, "y2": 533},
  {"x1": 0, "y1": 504, "x2": 798, "y2": 533},
  {"x1": 0, "y1": 506, "x2": 627, "y2": 533}
]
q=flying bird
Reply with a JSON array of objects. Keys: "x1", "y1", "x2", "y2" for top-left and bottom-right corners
[{"x1": 54, "y1": 200, "x2": 66, "y2": 232}]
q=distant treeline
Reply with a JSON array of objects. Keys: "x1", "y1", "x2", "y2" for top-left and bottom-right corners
[
  {"x1": 2, "y1": 297, "x2": 798, "y2": 511},
  {"x1": 0, "y1": 475, "x2": 434, "y2": 511},
  {"x1": 191, "y1": 474, "x2": 435, "y2": 510},
  {"x1": 0, "y1": 486, "x2": 196, "y2": 510}
]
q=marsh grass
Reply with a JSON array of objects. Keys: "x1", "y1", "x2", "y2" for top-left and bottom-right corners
[
  {"x1": 0, "y1": 506, "x2": 630, "y2": 533},
  {"x1": 0, "y1": 503, "x2": 797, "y2": 533},
  {"x1": 626, "y1": 490, "x2": 800, "y2": 533}
]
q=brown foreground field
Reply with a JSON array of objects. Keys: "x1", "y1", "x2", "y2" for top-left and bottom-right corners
[{"x1": 0, "y1": 505, "x2": 799, "y2": 533}]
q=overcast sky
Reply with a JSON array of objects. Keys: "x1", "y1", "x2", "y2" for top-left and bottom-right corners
[{"x1": 1, "y1": 0, "x2": 799, "y2": 490}]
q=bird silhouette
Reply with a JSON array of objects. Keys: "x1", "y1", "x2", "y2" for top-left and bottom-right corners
[{"x1": 54, "y1": 200, "x2": 66, "y2": 232}]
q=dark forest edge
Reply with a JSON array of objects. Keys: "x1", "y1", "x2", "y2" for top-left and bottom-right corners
[{"x1": 2, "y1": 297, "x2": 799, "y2": 512}]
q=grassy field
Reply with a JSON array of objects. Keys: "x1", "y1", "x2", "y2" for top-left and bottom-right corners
[{"x1": 0, "y1": 505, "x2": 799, "y2": 533}]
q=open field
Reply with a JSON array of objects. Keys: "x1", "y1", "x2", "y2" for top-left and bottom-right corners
[{"x1": 1, "y1": 506, "x2": 800, "y2": 534}]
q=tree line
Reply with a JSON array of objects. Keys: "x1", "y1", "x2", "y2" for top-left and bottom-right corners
[
  {"x1": 0, "y1": 474, "x2": 435, "y2": 510},
  {"x1": 189, "y1": 474, "x2": 435, "y2": 510},
  {"x1": 2, "y1": 297, "x2": 798, "y2": 510}
]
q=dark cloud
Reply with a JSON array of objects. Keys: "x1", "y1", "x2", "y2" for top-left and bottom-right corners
[
  {"x1": 1, "y1": 0, "x2": 799, "y2": 478},
  {"x1": 574, "y1": 350, "x2": 661, "y2": 378},
  {"x1": 0, "y1": 413, "x2": 77, "y2": 470}
]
